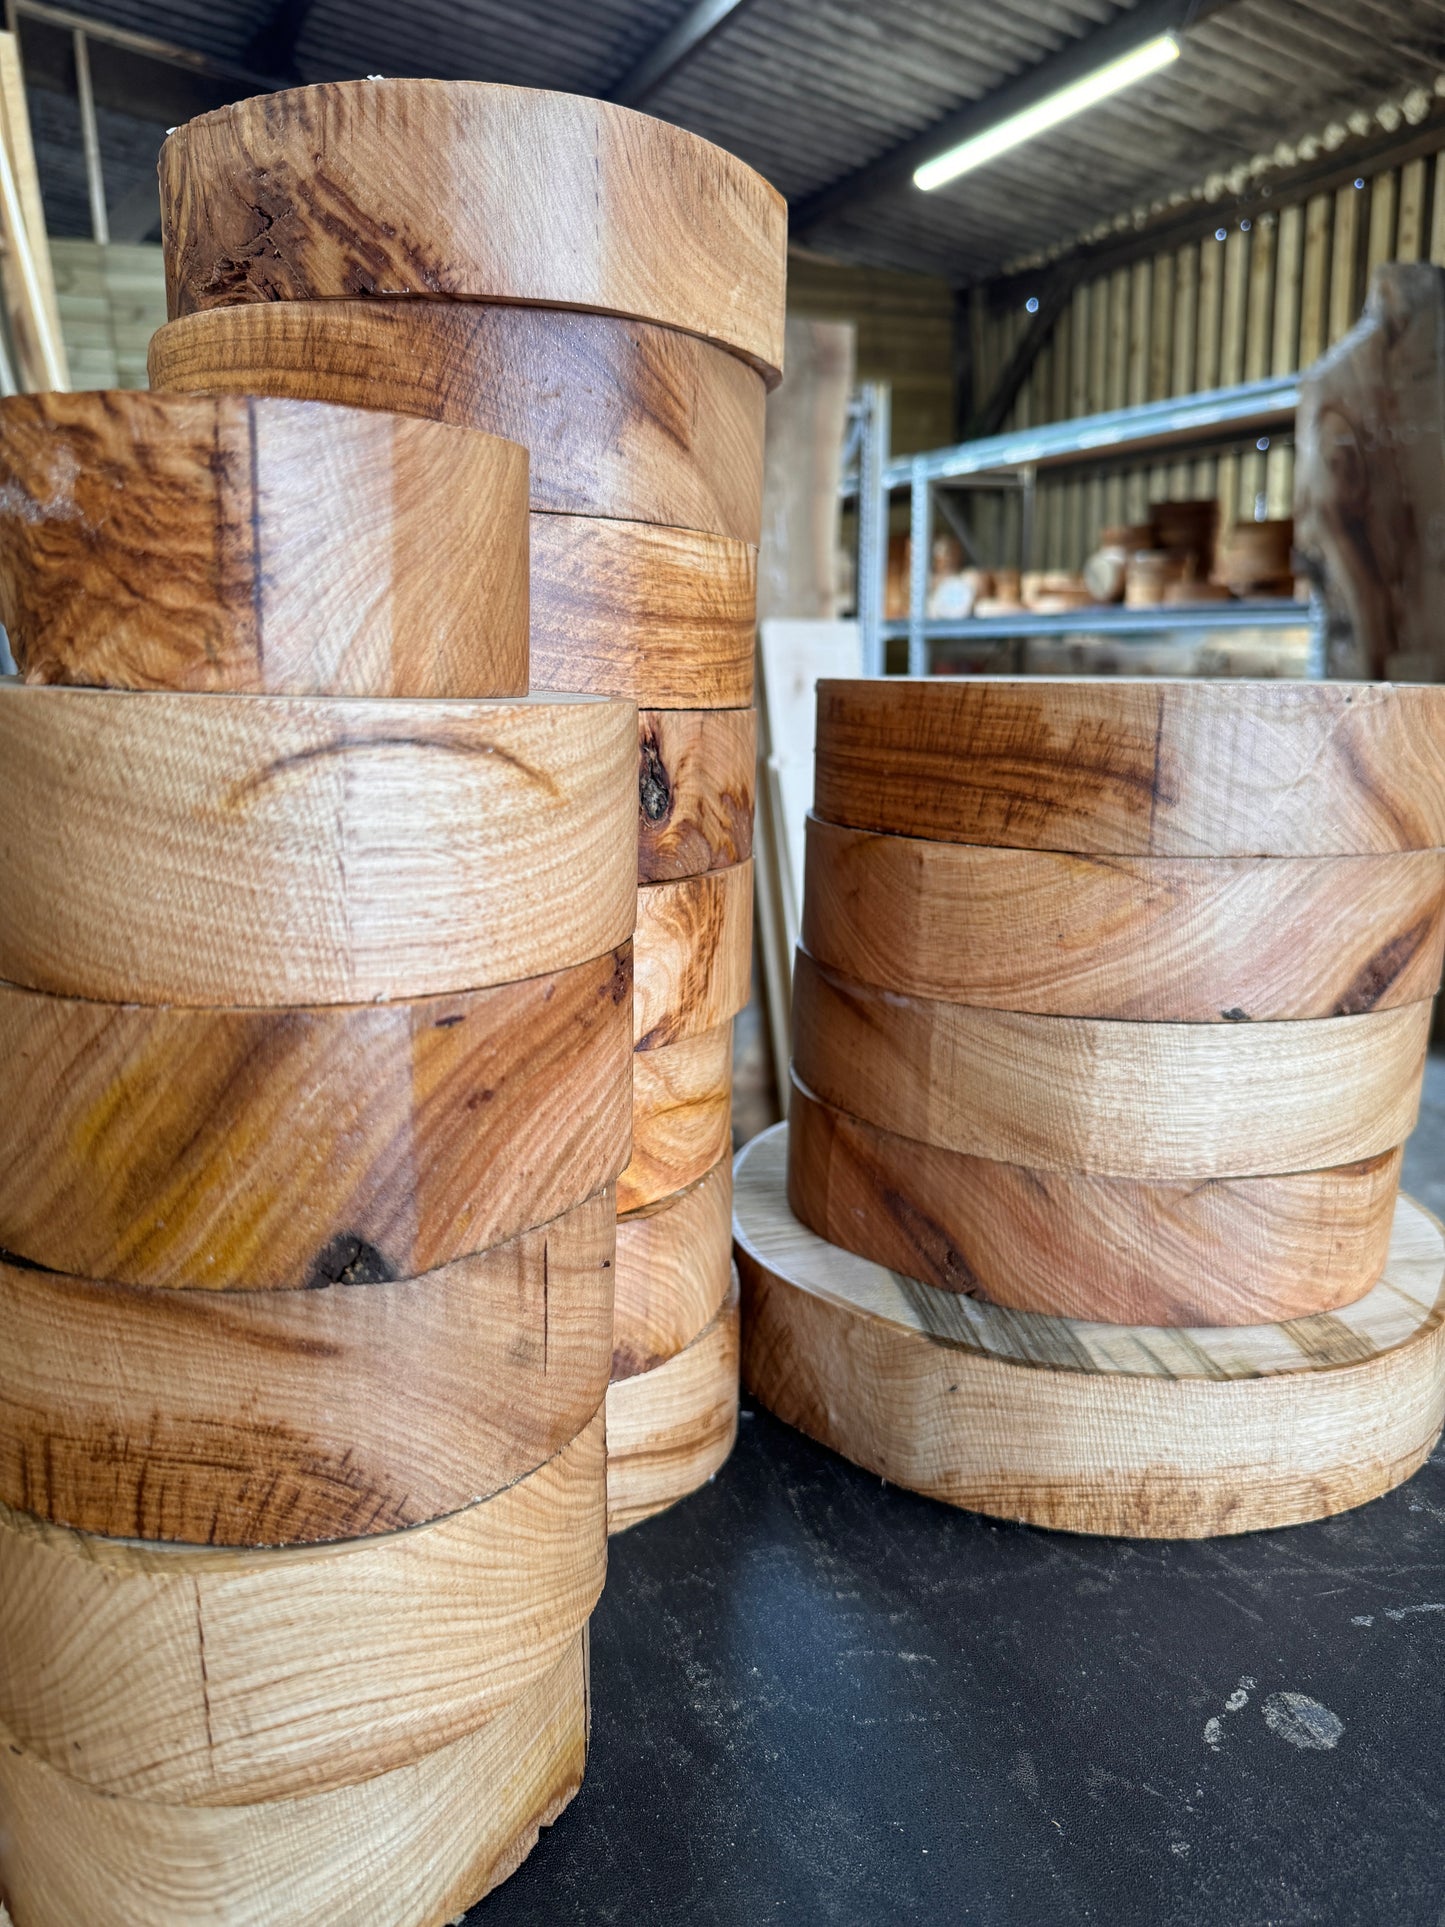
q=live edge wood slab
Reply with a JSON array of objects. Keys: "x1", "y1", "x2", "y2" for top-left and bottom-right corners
[
  {"x1": 792, "y1": 951, "x2": 1429, "y2": 1181},
  {"x1": 0, "y1": 1190, "x2": 614, "y2": 1546},
  {"x1": 0, "y1": 1631, "x2": 588, "y2": 1927},
  {"x1": 158, "y1": 81, "x2": 788, "y2": 381},
  {"x1": 634, "y1": 862, "x2": 753, "y2": 1048},
  {"x1": 813, "y1": 678, "x2": 1445, "y2": 856},
  {"x1": 0, "y1": 684, "x2": 636, "y2": 1006},
  {"x1": 614, "y1": 1158, "x2": 732, "y2": 1379},
  {"x1": 787, "y1": 1078, "x2": 1400, "y2": 1325},
  {"x1": 803, "y1": 817, "x2": 1445, "y2": 1021},
  {"x1": 149, "y1": 300, "x2": 766, "y2": 542},
  {"x1": 607, "y1": 1280, "x2": 740, "y2": 1534},
  {"x1": 0, "y1": 951, "x2": 630, "y2": 1290},
  {"x1": 638, "y1": 708, "x2": 755, "y2": 882},
  {"x1": 736, "y1": 1126, "x2": 1445, "y2": 1538},
  {"x1": 0, "y1": 1408, "x2": 605, "y2": 1806},
  {"x1": 0, "y1": 390, "x2": 528, "y2": 698}
]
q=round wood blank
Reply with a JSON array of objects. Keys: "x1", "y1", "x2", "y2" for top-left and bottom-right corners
[
  {"x1": 148, "y1": 299, "x2": 767, "y2": 542},
  {"x1": 620, "y1": 1021, "x2": 734, "y2": 1214},
  {"x1": 0, "y1": 1190, "x2": 614, "y2": 1546},
  {"x1": 531, "y1": 515, "x2": 756, "y2": 708},
  {"x1": 0, "y1": 684, "x2": 636, "y2": 1006},
  {"x1": 793, "y1": 950, "x2": 1428, "y2": 1180},
  {"x1": 0, "y1": 953, "x2": 630, "y2": 1290},
  {"x1": 639, "y1": 707, "x2": 755, "y2": 883},
  {"x1": 614, "y1": 1159, "x2": 732, "y2": 1380},
  {"x1": 787, "y1": 1077, "x2": 1401, "y2": 1325},
  {"x1": 634, "y1": 862, "x2": 753, "y2": 1048},
  {"x1": 737, "y1": 1126, "x2": 1445, "y2": 1538},
  {"x1": 813, "y1": 678, "x2": 1445, "y2": 856},
  {"x1": 160, "y1": 82, "x2": 787, "y2": 378},
  {"x1": 0, "y1": 1407, "x2": 605, "y2": 1805},
  {"x1": 803, "y1": 817, "x2": 1445, "y2": 1021},
  {"x1": 607, "y1": 1280, "x2": 740, "y2": 1534},
  {"x1": 0, "y1": 389, "x2": 528, "y2": 699},
  {"x1": 0, "y1": 1632, "x2": 588, "y2": 1927}
]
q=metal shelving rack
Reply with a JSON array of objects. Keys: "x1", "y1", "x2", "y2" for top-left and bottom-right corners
[{"x1": 847, "y1": 373, "x2": 1323, "y2": 677}]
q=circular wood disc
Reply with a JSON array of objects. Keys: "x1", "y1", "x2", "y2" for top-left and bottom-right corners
[
  {"x1": 0, "y1": 1189, "x2": 614, "y2": 1546},
  {"x1": 0, "y1": 1406, "x2": 605, "y2": 1805},
  {"x1": 638, "y1": 707, "x2": 755, "y2": 883},
  {"x1": 0, "y1": 953, "x2": 630, "y2": 1290},
  {"x1": 606, "y1": 1279, "x2": 740, "y2": 1535},
  {"x1": 793, "y1": 950, "x2": 1428, "y2": 1180},
  {"x1": 620, "y1": 1021, "x2": 734, "y2": 1214},
  {"x1": 0, "y1": 389, "x2": 528, "y2": 699},
  {"x1": 634, "y1": 863, "x2": 753, "y2": 1049},
  {"x1": 159, "y1": 81, "x2": 788, "y2": 380},
  {"x1": 148, "y1": 299, "x2": 767, "y2": 541},
  {"x1": 813, "y1": 678, "x2": 1445, "y2": 856},
  {"x1": 531, "y1": 515, "x2": 756, "y2": 708},
  {"x1": 787, "y1": 1077, "x2": 1401, "y2": 1325},
  {"x1": 614, "y1": 1159, "x2": 732, "y2": 1380},
  {"x1": 0, "y1": 1631, "x2": 588, "y2": 1927},
  {"x1": 803, "y1": 817, "x2": 1445, "y2": 1021},
  {"x1": 0, "y1": 683, "x2": 636, "y2": 1006},
  {"x1": 736, "y1": 1126, "x2": 1445, "y2": 1538}
]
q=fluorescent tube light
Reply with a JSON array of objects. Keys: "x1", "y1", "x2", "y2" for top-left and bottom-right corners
[{"x1": 914, "y1": 33, "x2": 1181, "y2": 192}]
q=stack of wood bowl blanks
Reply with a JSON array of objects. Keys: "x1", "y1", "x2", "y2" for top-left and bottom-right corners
[
  {"x1": 735, "y1": 676, "x2": 1445, "y2": 1538},
  {"x1": 0, "y1": 390, "x2": 637, "y2": 1924},
  {"x1": 150, "y1": 77, "x2": 787, "y2": 1536}
]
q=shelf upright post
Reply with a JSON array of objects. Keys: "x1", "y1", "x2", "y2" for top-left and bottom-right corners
[
  {"x1": 857, "y1": 381, "x2": 891, "y2": 677},
  {"x1": 907, "y1": 457, "x2": 931, "y2": 677}
]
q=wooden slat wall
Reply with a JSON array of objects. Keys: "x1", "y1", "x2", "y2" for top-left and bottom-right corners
[{"x1": 969, "y1": 152, "x2": 1445, "y2": 568}]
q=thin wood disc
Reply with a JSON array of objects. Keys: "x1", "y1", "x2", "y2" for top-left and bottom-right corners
[
  {"x1": 531, "y1": 515, "x2": 756, "y2": 708},
  {"x1": 159, "y1": 81, "x2": 788, "y2": 380},
  {"x1": 813, "y1": 678, "x2": 1445, "y2": 856},
  {"x1": 787, "y1": 1077, "x2": 1401, "y2": 1325},
  {"x1": 0, "y1": 389, "x2": 528, "y2": 698},
  {"x1": 0, "y1": 684, "x2": 637, "y2": 1006},
  {"x1": 0, "y1": 1407, "x2": 606, "y2": 1805},
  {"x1": 0, "y1": 1632, "x2": 589, "y2": 1927},
  {"x1": 0, "y1": 1190, "x2": 614, "y2": 1546},
  {"x1": 606, "y1": 1279, "x2": 740, "y2": 1534},
  {"x1": 793, "y1": 950, "x2": 1429, "y2": 1180},
  {"x1": 619, "y1": 1021, "x2": 734, "y2": 1214},
  {"x1": 614, "y1": 1159, "x2": 732, "y2": 1380},
  {"x1": 634, "y1": 863, "x2": 753, "y2": 1049},
  {"x1": 736, "y1": 1126, "x2": 1445, "y2": 1538},
  {"x1": 803, "y1": 816, "x2": 1445, "y2": 1020},
  {"x1": 638, "y1": 707, "x2": 755, "y2": 883},
  {"x1": 0, "y1": 954, "x2": 630, "y2": 1290},
  {"x1": 148, "y1": 299, "x2": 767, "y2": 541}
]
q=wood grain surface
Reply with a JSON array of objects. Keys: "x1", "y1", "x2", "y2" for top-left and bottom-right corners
[
  {"x1": 0, "y1": 1190, "x2": 614, "y2": 1545},
  {"x1": 0, "y1": 389, "x2": 528, "y2": 698},
  {"x1": 634, "y1": 863, "x2": 753, "y2": 1049},
  {"x1": 792, "y1": 950, "x2": 1429, "y2": 1180},
  {"x1": 531, "y1": 515, "x2": 756, "y2": 707},
  {"x1": 606, "y1": 1280, "x2": 740, "y2": 1534},
  {"x1": 159, "y1": 81, "x2": 787, "y2": 379},
  {"x1": 638, "y1": 707, "x2": 755, "y2": 882},
  {"x1": 619, "y1": 1021, "x2": 734, "y2": 1214},
  {"x1": 0, "y1": 1407, "x2": 605, "y2": 1805},
  {"x1": 737, "y1": 1126, "x2": 1445, "y2": 1538},
  {"x1": 803, "y1": 816, "x2": 1445, "y2": 1020},
  {"x1": 812, "y1": 678, "x2": 1445, "y2": 856},
  {"x1": 787, "y1": 1077, "x2": 1401, "y2": 1325},
  {"x1": 148, "y1": 299, "x2": 767, "y2": 541},
  {"x1": 0, "y1": 954, "x2": 630, "y2": 1291},
  {"x1": 0, "y1": 1632, "x2": 589, "y2": 1926},
  {"x1": 0, "y1": 684, "x2": 637, "y2": 1006},
  {"x1": 614, "y1": 1159, "x2": 732, "y2": 1380}
]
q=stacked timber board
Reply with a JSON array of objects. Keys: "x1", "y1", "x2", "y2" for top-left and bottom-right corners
[
  {"x1": 0, "y1": 390, "x2": 635, "y2": 1919},
  {"x1": 149, "y1": 78, "x2": 789, "y2": 1532},
  {"x1": 736, "y1": 677, "x2": 1445, "y2": 1536}
]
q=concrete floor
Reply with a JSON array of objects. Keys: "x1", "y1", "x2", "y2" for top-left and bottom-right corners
[{"x1": 1403, "y1": 1051, "x2": 1445, "y2": 1222}]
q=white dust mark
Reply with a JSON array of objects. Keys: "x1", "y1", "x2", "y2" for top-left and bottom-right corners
[
  {"x1": 1352, "y1": 1615, "x2": 1375, "y2": 1627},
  {"x1": 1262, "y1": 1692, "x2": 1344, "y2": 1750},
  {"x1": 1203, "y1": 1717, "x2": 1223, "y2": 1750},
  {"x1": 1384, "y1": 1602, "x2": 1445, "y2": 1621}
]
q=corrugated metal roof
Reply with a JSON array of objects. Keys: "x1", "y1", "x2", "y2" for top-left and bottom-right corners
[{"x1": 23, "y1": 0, "x2": 1445, "y2": 281}]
